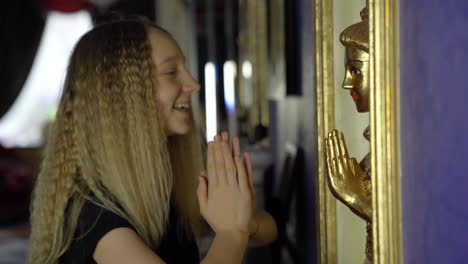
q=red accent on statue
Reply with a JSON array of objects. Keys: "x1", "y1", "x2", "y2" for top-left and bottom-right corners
[{"x1": 351, "y1": 92, "x2": 360, "y2": 101}]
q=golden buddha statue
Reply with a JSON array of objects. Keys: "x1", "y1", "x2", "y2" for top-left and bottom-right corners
[{"x1": 325, "y1": 7, "x2": 373, "y2": 263}]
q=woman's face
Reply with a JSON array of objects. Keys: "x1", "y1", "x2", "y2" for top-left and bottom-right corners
[
  {"x1": 148, "y1": 28, "x2": 200, "y2": 136},
  {"x1": 342, "y1": 47, "x2": 369, "y2": 113}
]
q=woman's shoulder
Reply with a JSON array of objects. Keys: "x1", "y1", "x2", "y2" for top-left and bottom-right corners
[
  {"x1": 78, "y1": 199, "x2": 134, "y2": 232},
  {"x1": 92, "y1": 227, "x2": 167, "y2": 264},
  {"x1": 60, "y1": 198, "x2": 136, "y2": 263}
]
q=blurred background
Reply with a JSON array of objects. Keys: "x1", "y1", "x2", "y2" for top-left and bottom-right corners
[
  {"x1": 4, "y1": 1, "x2": 468, "y2": 264},
  {"x1": 0, "y1": 0, "x2": 318, "y2": 263}
]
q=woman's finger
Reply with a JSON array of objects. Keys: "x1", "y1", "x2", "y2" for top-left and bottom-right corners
[
  {"x1": 244, "y1": 152, "x2": 254, "y2": 195},
  {"x1": 222, "y1": 141, "x2": 237, "y2": 185},
  {"x1": 220, "y1": 131, "x2": 233, "y2": 157},
  {"x1": 200, "y1": 170, "x2": 207, "y2": 178},
  {"x1": 222, "y1": 131, "x2": 236, "y2": 158},
  {"x1": 221, "y1": 131, "x2": 229, "y2": 144},
  {"x1": 207, "y1": 142, "x2": 217, "y2": 188},
  {"x1": 214, "y1": 141, "x2": 228, "y2": 185},
  {"x1": 235, "y1": 154, "x2": 249, "y2": 194},
  {"x1": 232, "y1": 136, "x2": 241, "y2": 158}
]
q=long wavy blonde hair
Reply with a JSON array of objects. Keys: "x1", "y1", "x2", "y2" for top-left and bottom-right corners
[{"x1": 28, "y1": 19, "x2": 203, "y2": 264}]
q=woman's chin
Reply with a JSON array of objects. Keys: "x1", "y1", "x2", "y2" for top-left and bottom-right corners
[{"x1": 166, "y1": 125, "x2": 191, "y2": 137}]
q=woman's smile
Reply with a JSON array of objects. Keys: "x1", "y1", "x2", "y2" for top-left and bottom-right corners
[{"x1": 173, "y1": 102, "x2": 191, "y2": 113}]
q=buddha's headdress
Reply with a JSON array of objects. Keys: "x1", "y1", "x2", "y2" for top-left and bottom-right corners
[{"x1": 340, "y1": 7, "x2": 369, "y2": 53}]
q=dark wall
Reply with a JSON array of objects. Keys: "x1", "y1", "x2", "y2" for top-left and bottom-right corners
[
  {"x1": 0, "y1": 0, "x2": 45, "y2": 119},
  {"x1": 400, "y1": 1, "x2": 468, "y2": 263},
  {"x1": 298, "y1": 0, "x2": 318, "y2": 263},
  {"x1": 285, "y1": 0, "x2": 302, "y2": 95}
]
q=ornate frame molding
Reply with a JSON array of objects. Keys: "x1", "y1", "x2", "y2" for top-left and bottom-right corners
[
  {"x1": 314, "y1": 0, "x2": 337, "y2": 263},
  {"x1": 369, "y1": 0, "x2": 402, "y2": 263},
  {"x1": 315, "y1": 0, "x2": 402, "y2": 263}
]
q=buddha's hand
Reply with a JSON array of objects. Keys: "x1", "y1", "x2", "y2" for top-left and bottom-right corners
[
  {"x1": 325, "y1": 130, "x2": 372, "y2": 221},
  {"x1": 197, "y1": 133, "x2": 254, "y2": 236}
]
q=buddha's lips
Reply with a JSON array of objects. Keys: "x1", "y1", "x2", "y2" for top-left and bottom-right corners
[{"x1": 351, "y1": 91, "x2": 360, "y2": 101}]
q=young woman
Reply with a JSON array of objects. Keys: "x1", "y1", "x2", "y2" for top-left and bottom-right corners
[{"x1": 28, "y1": 18, "x2": 277, "y2": 264}]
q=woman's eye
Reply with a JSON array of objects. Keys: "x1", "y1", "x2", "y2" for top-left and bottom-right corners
[
  {"x1": 165, "y1": 70, "x2": 177, "y2": 76},
  {"x1": 350, "y1": 66, "x2": 361, "y2": 75}
]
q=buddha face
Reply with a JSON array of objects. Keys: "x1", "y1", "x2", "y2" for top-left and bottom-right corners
[{"x1": 342, "y1": 47, "x2": 369, "y2": 112}]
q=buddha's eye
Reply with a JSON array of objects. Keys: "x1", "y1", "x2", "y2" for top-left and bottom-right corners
[{"x1": 350, "y1": 66, "x2": 361, "y2": 76}]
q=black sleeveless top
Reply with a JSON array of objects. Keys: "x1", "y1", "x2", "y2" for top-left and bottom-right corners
[{"x1": 59, "y1": 200, "x2": 199, "y2": 264}]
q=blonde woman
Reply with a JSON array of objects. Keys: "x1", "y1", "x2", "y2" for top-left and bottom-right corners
[{"x1": 28, "y1": 18, "x2": 277, "y2": 264}]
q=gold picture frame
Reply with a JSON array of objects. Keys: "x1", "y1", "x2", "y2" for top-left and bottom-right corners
[
  {"x1": 314, "y1": 0, "x2": 337, "y2": 263},
  {"x1": 314, "y1": 0, "x2": 402, "y2": 263},
  {"x1": 368, "y1": 0, "x2": 402, "y2": 263}
]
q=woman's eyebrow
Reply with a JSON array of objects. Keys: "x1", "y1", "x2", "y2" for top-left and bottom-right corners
[{"x1": 159, "y1": 55, "x2": 186, "y2": 66}]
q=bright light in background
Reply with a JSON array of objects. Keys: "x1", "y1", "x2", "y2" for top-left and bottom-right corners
[
  {"x1": 0, "y1": 10, "x2": 93, "y2": 148},
  {"x1": 242, "y1": 60, "x2": 252, "y2": 79},
  {"x1": 204, "y1": 62, "x2": 217, "y2": 142},
  {"x1": 223, "y1": 60, "x2": 237, "y2": 114},
  {"x1": 241, "y1": 60, "x2": 253, "y2": 107}
]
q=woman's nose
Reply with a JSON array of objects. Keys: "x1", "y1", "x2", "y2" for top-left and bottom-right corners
[{"x1": 184, "y1": 73, "x2": 201, "y2": 93}]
